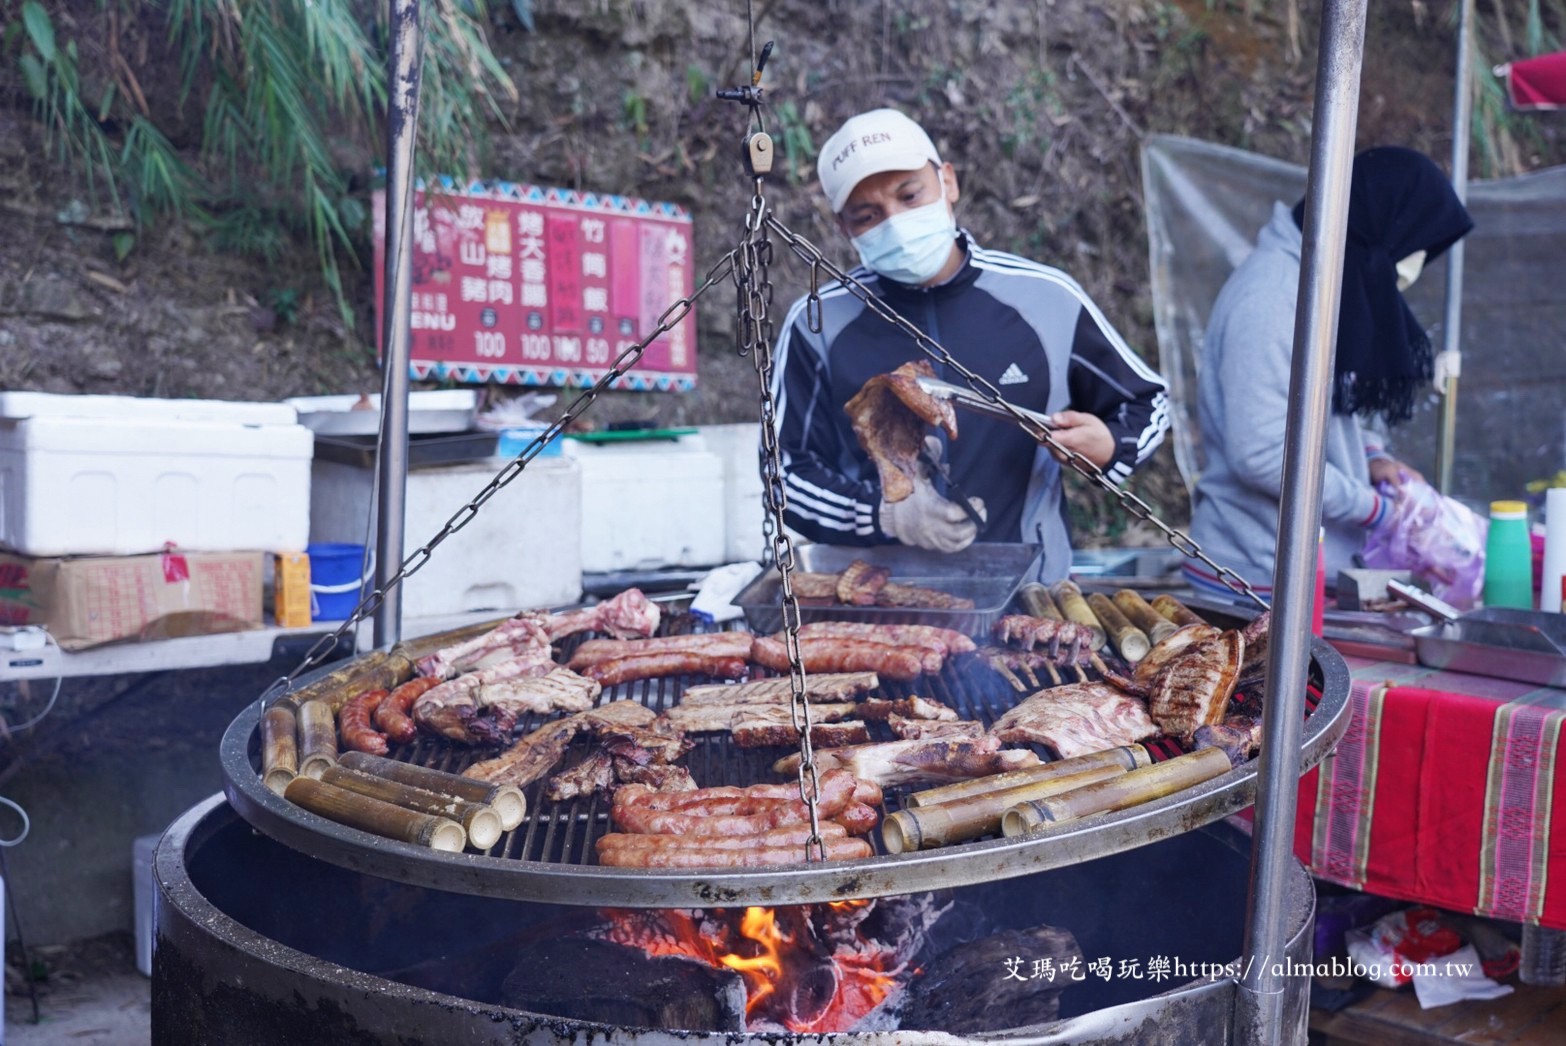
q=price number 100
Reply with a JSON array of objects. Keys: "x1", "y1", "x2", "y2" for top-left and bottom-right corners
[{"x1": 473, "y1": 331, "x2": 507, "y2": 359}]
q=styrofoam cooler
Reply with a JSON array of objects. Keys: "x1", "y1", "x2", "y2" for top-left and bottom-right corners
[
  {"x1": 310, "y1": 456, "x2": 582, "y2": 618},
  {"x1": 0, "y1": 392, "x2": 312, "y2": 556},
  {"x1": 694, "y1": 423, "x2": 769, "y2": 564},
  {"x1": 565, "y1": 435, "x2": 726, "y2": 572},
  {"x1": 134, "y1": 832, "x2": 159, "y2": 977}
]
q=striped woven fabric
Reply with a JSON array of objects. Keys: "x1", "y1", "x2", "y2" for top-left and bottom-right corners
[{"x1": 1294, "y1": 656, "x2": 1566, "y2": 931}]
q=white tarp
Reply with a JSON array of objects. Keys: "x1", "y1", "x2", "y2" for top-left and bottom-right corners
[{"x1": 1142, "y1": 135, "x2": 1566, "y2": 505}]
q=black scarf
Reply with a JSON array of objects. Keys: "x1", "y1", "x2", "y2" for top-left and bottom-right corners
[{"x1": 1291, "y1": 147, "x2": 1474, "y2": 425}]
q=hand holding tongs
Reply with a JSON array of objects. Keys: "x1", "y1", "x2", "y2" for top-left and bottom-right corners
[{"x1": 914, "y1": 374, "x2": 1055, "y2": 434}]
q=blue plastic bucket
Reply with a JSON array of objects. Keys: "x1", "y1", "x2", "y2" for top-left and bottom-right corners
[{"x1": 305, "y1": 542, "x2": 371, "y2": 621}]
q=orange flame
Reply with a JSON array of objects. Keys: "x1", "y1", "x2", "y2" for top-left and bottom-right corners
[{"x1": 718, "y1": 907, "x2": 788, "y2": 1018}]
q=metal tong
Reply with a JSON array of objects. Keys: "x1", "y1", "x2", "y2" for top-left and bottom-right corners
[{"x1": 914, "y1": 374, "x2": 1055, "y2": 433}]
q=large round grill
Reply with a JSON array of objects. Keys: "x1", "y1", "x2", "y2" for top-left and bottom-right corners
[{"x1": 221, "y1": 599, "x2": 1350, "y2": 907}]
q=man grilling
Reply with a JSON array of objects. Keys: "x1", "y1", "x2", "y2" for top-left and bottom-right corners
[{"x1": 770, "y1": 108, "x2": 1169, "y2": 578}]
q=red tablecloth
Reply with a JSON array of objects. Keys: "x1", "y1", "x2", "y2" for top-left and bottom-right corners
[{"x1": 1295, "y1": 656, "x2": 1566, "y2": 930}]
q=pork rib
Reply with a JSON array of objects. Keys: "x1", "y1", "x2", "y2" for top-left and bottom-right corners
[{"x1": 844, "y1": 359, "x2": 959, "y2": 503}]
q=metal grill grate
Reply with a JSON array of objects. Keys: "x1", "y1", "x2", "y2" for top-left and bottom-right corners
[{"x1": 274, "y1": 612, "x2": 1309, "y2": 869}]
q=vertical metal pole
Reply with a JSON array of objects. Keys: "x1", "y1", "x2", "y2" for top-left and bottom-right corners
[
  {"x1": 1233, "y1": 1, "x2": 1366, "y2": 1043},
  {"x1": 1435, "y1": 0, "x2": 1474, "y2": 493},
  {"x1": 374, "y1": 0, "x2": 424, "y2": 648}
]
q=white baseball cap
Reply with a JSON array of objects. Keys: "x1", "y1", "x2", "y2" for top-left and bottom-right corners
[{"x1": 816, "y1": 108, "x2": 942, "y2": 214}]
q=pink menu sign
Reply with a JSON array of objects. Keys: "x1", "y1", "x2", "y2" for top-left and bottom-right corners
[{"x1": 373, "y1": 179, "x2": 696, "y2": 390}]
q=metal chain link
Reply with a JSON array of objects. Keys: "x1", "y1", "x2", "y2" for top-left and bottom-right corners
[
  {"x1": 257, "y1": 250, "x2": 740, "y2": 709},
  {"x1": 733, "y1": 185, "x2": 827, "y2": 862},
  {"x1": 766, "y1": 216, "x2": 1271, "y2": 613}
]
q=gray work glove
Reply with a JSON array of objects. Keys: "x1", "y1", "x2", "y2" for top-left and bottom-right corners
[{"x1": 878, "y1": 437, "x2": 987, "y2": 553}]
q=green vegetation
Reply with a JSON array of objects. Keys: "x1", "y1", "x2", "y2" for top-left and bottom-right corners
[{"x1": 5, "y1": 0, "x2": 516, "y2": 324}]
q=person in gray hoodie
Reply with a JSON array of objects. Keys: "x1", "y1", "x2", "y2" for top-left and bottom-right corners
[{"x1": 1185, "y1": 147, "x2": 1474, "y2": 599}]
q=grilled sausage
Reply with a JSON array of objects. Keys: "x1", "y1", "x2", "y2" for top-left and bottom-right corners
[
  {"x1": 622, "y1": 777, "x2": 883, "y2": 811},
  {"x1": 374, "y1": 677, "x2": 440, "y2": 745},
  {"x1": 338, "y1": 689, "x2": 389, "y2": 755},
  {"x1": 612, "y1": 769, "x2": 855, "y2": 834},
  {"x1": 834, "y1": 801, "x2": 879, "y2": 836},
  {"x1": 582, "y1": 652, "x2": 748, "y2": 686},
  {"x1": 749, "y1": 636, "x2": 924, "y2": 681},
  {"x1": 595, "y1": 821, "x2": 848, "y2": 852},
  {"x1": 568, "y1": 632, "x2": 753, "y2": 669},
  {"x1": 595, "y1": 836, "x2": 873, "y2": 867}
]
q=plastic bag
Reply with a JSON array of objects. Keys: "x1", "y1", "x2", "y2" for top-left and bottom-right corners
[{"x1": 1362, "y1": 475, "x2": 1488, "y2": 609}]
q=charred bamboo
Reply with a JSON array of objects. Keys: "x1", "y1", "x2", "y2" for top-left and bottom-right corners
[
  {"x1": 276, "y1": 650, "x2": 413, "y2": 716},
  {"x1": 320, "y1": 765, "x2": 504, "y2": 850},
  {"x1": 1151, "y1": 594, "x2": 1205, "y2": 628},
  {"x1": 1016, "y1": 583, "x2": 1064, "y2": 621},
  {"x1": 260, "y1": 704, "x2": 299, "y2": 795},
  {"x1": 1050, "y1": 580, "x2": 1106, "y2": 650},
  {"x1": 296, "y1": 699, "x2": 339, "y2": 779},
  {"x1": 1001, "y1": 747, "x2": 1233, "y2": 834},
  {"x1": 338, "y1": 750, "x2": 527, "y2": 830},
  {"x1": 284, "y1": 777, "x2": 467, "y2": 851},
  {"x1": 1112, "y1": 589, "x2": 1180, "y2": 644},
  {"x1": 907, "y1": 745, "x2": 1149, "y2": 807},
  {"x1": 883, "y1": 763, "x2": 1129, "y2": 852},
  {"x1": 1086, "y1": 593, "x2": 1151, "y2": 663}
]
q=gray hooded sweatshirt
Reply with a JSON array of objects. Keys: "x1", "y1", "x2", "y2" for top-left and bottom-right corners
[{"x1": 1187, "y1": 202, "x2": 1389, "y2": 595}]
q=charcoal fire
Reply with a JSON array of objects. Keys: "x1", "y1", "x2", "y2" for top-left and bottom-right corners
[{"x1": 595, "y1": 895, "x2": 949, "y2": 1033}]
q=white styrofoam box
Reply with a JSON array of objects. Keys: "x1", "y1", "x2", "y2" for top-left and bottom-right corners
[
  {"x1": 694, "y1": 423, "x2": 768, "y2": 564},
  {"x1": 133, "y1": 833, "x2": 159, "y2": 977},
  {"x1": 0, "y1": 414, "x2": 313, "y2": 556},
  {"x1": 310, "y1": 456, "x2": 582, "y2": 617},
  {"x1": 0, "y1": 391, "x2": 296, "y2": 426},
  {"x1": 565, "y1": 435, "x2": 726, "y2": 573}
]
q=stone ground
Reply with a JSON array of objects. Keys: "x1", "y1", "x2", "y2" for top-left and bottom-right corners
[{"x1": 5, "y1": 933, "x2": 150, "y2": 1045}]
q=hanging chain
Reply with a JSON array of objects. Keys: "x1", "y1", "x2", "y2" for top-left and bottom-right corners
[
  {"x1": 257, "y1": 250, "x2": 739, "y2": 708},
  {"x1": 764, "y1": 216, "x2": 1271, "y2": 612},
  {"x1": 734, "y1": 184, "x2": 826, "y2": 861}
]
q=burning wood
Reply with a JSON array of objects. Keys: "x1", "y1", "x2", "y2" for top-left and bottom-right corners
[{"x1": 595, "y1": 894, "x2": 949, "y2": 1033}]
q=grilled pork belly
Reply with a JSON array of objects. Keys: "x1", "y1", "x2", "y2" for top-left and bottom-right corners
[
  {"x1": 989, "y1": 681, "x2": 1158, "y2": 759},
  {"x1": 845, "y1": 359, "x2": 958, "y2": 504}
]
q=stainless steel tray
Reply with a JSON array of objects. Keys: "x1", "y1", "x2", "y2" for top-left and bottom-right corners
[
  {"x1": 1411, "y1": 607, "x2": 1566, "y2": 687},
  {"x1": 732, "y1": 542, "x2": 1042, "y2": 639}
]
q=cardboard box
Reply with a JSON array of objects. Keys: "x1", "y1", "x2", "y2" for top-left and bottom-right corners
[
  {"x1": 273, "y1": 552, "x2": 312, "y2": 628},
  {"x1": 0, "y1": 550, "x2": 264, "y2": 650}
]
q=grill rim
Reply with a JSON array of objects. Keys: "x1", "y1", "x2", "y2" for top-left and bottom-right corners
[{"x1": 219, "y1": 623, "x2": 1351, "y2": 908}]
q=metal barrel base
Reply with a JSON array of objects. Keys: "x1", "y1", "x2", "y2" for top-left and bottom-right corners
[{"x1": 154, "y1": 794, "x2": 1316, "y2": 1045}]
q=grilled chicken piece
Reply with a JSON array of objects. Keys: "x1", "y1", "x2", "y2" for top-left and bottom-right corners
[
  {"x1": 1132, "y1": 623, "x2": 1222, "y2": 686},
  {"x1": 1192, "y1": 714, "x2": 1263, "y2": 767},
  {"x1": 989, "y1": 681, "x2": 1158, "y2": 759},
  {"x1": 888, "y1": 716, "x2": 983, "y2": 740},
  {"x1": 478, "y1": 667, "x2": 602, "y2": 718},
  {"x1": 836, "y1": 560, "x2": 892, "y2": 606},
  {"x1": 1101, "y1": 628, "x2": 1246, "y2": 743},
  {"x1": 679, "y1": 672, "x2": 881, "y2": 706},
  {"x1": 773, "y1": 736, "x2": 1040, "y2": 789},
  {"x1": 463, "y1": 719, "x2": 579, "y2": 786},
  {"x1": 545, "y1": 751, "x2": 616, "y2": 802},
  {"x1": 875, "y1": 581, "x2": 976, "y2": 610},
  {"x1": 844, "y1": 359, "x2": 959, "y2": 503}
]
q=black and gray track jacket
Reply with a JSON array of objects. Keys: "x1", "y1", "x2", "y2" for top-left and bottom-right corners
[{"x1": 769, "y1": 235, "x2": 1169, "y2": 581}]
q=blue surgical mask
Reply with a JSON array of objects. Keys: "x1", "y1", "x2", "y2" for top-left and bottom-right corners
[{"x1": 850, "y1": 181, "x2": 957, "y2": 286}]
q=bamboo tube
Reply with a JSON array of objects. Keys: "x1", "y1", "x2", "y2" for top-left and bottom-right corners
[
  {"x1": 297, "y1": 699, "x2": 339, "y2": 779},
  {"x1": 1002, "y1": 748, "x2": 1234, "y2": 835},
  {"x1": 1151, "y1": 594, "x2": 1204, "y2": 628},
  {"x1": 1086, "y1": 593, "x2": 1151, "y2": 663},
  {"x1": 261, "y1": 704, "x2": 299, "y2": 795},
  {"x1": 338, "y1": 751, "x2": 527, "y2": 830},
  {"x1": 1050, "y1": 580, "x2": 1107, "y2": 650},
  {"x1": 320, "y1": 766, "x2": 504, "y2": 850},
  {"x1": 284, "y1": 650, "x2": 414, "y2": 716},
  {"x1": 908, "y1": 745, "x2": 1150, "y2": 807},
  {"x1": 284, "y1": 777, "x2": 467, "y2": 852},
  {"x1": 1112, "y1": 589, "x2": 1180, "y2": 644},
  {"x1": 884, "y1": 763, "x2": 1130, "y2": 852},
  {"x1": 1016, "y1": 583, "x2": 1064, "y2": 621}
]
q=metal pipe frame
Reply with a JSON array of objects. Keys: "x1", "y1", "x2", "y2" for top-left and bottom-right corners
[
  {"x1": 373, "y1": 0, "x2": 425, "y2": 648},
  {"x1": 1435, "y1": 0, "x2": 1474, "y2": 494},
  {"x1": 1234, "y1": 1, "x2": 1367, "y2": 1043}
]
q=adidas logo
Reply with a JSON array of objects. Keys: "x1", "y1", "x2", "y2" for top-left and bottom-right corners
[{"x1": 998, "y1": 362, "x2": 1028, "y2": 385}]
